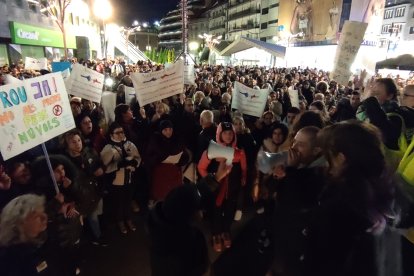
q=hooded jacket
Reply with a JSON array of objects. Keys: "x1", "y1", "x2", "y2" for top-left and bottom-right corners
[{"x1": 197, "y1": 123, "x2": 247, "y2": 206}]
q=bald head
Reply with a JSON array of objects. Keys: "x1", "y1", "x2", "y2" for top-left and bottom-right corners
[{"x1": 402, "y1": 85, "x2": 414, "y2": 108}]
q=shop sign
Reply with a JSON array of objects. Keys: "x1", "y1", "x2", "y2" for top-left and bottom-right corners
[{"x1": 10, "y1": 22, "x2": 76, "y2": 49}]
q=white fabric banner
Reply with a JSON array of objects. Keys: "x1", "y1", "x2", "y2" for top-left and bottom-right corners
[
  {"x1": 0, "y1": 73, "x2": 75, "y2": 160},
  {"x1": 24, "y1": 57, "x2": 48, "y2": 71},
  {"x1": 330, "y1": 21, "x2": 368, "y2": 85},
  {"x1": 67, "y1": 63, "x2": 104, "y2": 103},
  {"x1": 101, "y1": 91, "x2": 117, "y2": 125},
  {"x1": 184, "y1": 64, "x2": 196, "y2": 85},
  {"x1": 4, "y1": 75, "x2": 23, "y2": 85},
  {"x1": 130, "y1": 59, "x2": 184, "y2": 106},
  {"x1": 125, "y1": 86, "x2": 136, "y2": 105},
  {"x1": 231, "y1": 81, "x2": 270, "y2": 118}
]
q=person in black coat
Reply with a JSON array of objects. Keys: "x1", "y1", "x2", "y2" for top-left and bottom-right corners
[
  {"x1": 303, "y1": 121, "x2": 398, "y2": 276},
  {"x1": 147, "y1": 185, "x2": 209, "y2": 276},
  {"x1": 196, "y1": 110, "x2": 217, "y2": 164}
]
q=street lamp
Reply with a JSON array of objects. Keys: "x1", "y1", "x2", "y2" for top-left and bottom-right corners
[
  {"x1": 93, "y1": 0, "x2": 113, "y2": 58},
  {"x1": 198, "y1": 33, "x2": 221, "y2": 64},
  {"x1": 189, "y1": 41, "x2": 199, "y2": 64}
]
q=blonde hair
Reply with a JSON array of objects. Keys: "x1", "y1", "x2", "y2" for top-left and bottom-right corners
[{"x1": 0, "y1": 194, "x2": 45, "y2": 246}]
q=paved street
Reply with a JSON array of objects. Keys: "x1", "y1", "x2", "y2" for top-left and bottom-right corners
[{"x1": 81, "y1": 209, "x2": 255, "y2": 276}]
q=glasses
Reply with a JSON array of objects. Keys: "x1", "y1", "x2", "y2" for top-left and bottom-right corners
[{"x1": 113, "y1": 131, "x2": 125, "y2": 135}]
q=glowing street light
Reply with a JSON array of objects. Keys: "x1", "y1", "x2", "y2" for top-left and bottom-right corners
[{"x1": 93, "y1": 0, "x2": 113, "y2": 58}]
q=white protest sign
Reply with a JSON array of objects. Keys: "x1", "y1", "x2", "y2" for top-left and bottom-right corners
[
  {"x1": 4, "y1": 75, "x2": 23, "y2": 85},
  {"x1": 101, "y1": 91, "x2": 117, "y2": 124},
  {"x1": 125, "y1": 86, "x2": 136, "y2": 105},
  {"x1": 24, "y1": 57, "x2": 48, "y2": 71},
  {"x1": 231, "y1": 81, "x2": 269, "y2": 118},
  {"x1": 288, "y1": 87, "x2": 299, "y2": 108},
  {"x1": 184, "y1": 64, "x2": 195, "y2": 85},
  {"x1": 130, "y1": 59, "x2": 184, "y2": 106},
  {"x1": 330, "y1": 21, "x2": 368, "y2": 85},
  {"x1": 0, "y1": 73, "x2": 75, "y2": 160},
  {"x1": 68, "y1": 63, "x2": 104, "y2": 103}
]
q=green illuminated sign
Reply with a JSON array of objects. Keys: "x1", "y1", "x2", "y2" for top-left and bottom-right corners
[{"x1": 10, "y1": 22, "x2": 76, "y2": 49}]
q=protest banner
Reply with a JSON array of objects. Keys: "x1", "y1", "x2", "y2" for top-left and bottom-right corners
[
  {"x1": 184, "y1": 64, "x2": 196, "y2": 85},
  {"x1": 231, "y1": 81, "x2": 269, "y2": 117},
  {"x1": 52, "y1": 61, "x2": 71, "y2": 73},
  {"x1": 125, "y1": 86, "x2": 136, "y2": 105},
  {"x1": 130, "y1": 59, "x2": 184, "y2": 106},
  {"x1": 67, "y1": 63, "x2": 104, "y2": 103},
  {"x1": 4, "y1": 74, "x2": 23, "y2": 85},
  {"x1": 0, "y1": 73, "x2": 75, "y2": 160},
  {"x1": 330, "y1": 21, "x2": 368, "y2": 85},
  {"x1": 24, "y1": 57, "x2": 48, "y2": 71},
  {"x1": 288, "y1": 87, "x2": 299, "y2": 108}
]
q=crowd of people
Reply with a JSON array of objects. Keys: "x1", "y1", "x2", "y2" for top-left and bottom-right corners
[{"x1": 0, "y1": 57, "x2": 414, "y2": 276}]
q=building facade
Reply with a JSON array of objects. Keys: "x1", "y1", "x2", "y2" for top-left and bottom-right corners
[{"x1": 0, "y1": 0, "x2": 102, "y2": 66}]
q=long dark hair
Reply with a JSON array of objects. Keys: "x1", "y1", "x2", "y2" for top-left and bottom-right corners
[{"x1": 318, "y1": 121, "x2": 395, "y2": 227}]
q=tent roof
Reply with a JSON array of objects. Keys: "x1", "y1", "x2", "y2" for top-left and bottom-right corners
[
  {"x1": 219, "y1": 36, "x2": 286, "y2": 58},
  {"x1": 376, "y1": 54, "x2": 414, "y2": 70}
]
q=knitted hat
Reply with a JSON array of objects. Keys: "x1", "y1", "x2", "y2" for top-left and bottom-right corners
[{"x1": 159, "y1": 120, "x2": 173, "y2": 131}]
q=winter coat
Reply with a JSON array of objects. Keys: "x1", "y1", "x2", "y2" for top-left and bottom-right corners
[
  {"x1": 147, "y1": 202, "x2": 209, "y2": 276},
  {"x1": 145, "y1": 132, "x2": 189, "y2": 201},
  {"x1": 100, "y1": 139, "x2": 141, "y2": 186},
  {"x1": 198, "y1": 123, "x2": 247, "y2": 206}
]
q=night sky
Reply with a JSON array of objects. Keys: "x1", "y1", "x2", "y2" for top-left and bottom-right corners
[{"x1": 112, "y1": 0, "x2": 180, "y2": 26}]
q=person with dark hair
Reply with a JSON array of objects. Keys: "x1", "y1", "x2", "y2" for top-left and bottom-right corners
[
  {"x1": 76, "y1": 113, "x2": 106, "y2": 153},
  {"x1": 302, "y1": 121, "x2": 397, "y2": 276},
  {"x1": 100, "y1": 122, "x2": 141, "y2": 234},
  {"x1": 330, "y1": 91, "x2": 360, "y2": 122},
  {"x1": 268, "y1": 126, "x2": 326, "y2": 276},
  {"x1": 309, "y1": 100, "x2": 331, "y2": 124},
  {"x1": 147, "y1": 185, "x2": 209, "y2": 276},
  {"x1": 357, "y1": 78, "x2": 404, "y2": 170},
  {"x1": 145, "y1": 120, "x2": 189, "y2": 202},
  {"x1": 198, "y1": 122, "x2": 247, "y2": 252},
  {"x1": 280, "y1": 111, "x2": 325, "y2": 151},
  {"x1": 282, "y1": 107, "x2": 301, "y2": 128},
  {"x1": 61, "y1": 129, "x2": 106, "y2": 246},
  {"x1": 253, "y1": 123, "x2": 290, "y2": 215}
]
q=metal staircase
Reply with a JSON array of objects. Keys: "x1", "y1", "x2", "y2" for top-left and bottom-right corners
[{"x1": 107, "y1": 33, "x2": 149, "y2": 63}]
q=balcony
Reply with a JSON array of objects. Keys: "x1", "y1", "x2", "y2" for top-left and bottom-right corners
[
  {"x1": 228, "y1": 8, "x2": 260, "y2": 21},
  {"x1": 158, "y1": 30, "x2": 183, "y2": 37},
  {"x1": 210, "y1": 11, "x2": 226, "y2": 19},
  {"x1": 228, "y1": 0, "x2": 255, "y2": 9},
  {"x1": 210, "y1": 24, "x2": 226, "y2": 31},
  {"x1": 160, "y1": 22, "x2": 183, "y2": 32},
  {"x1": 228, "y1": 22, "x2": 260, "y2": 33}
]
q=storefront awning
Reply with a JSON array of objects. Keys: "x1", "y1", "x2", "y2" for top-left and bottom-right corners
[{"x1": 219, "y1": 37, "x2": 286, "y2": 58}]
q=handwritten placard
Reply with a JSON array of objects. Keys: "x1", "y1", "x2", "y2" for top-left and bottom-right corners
[
  {"x1": 330, "y1": 21, "x2": 368, "y2": 85},
  {"x1": 67, "y1": 63, "x2": 104, "y2": 103},
  {"x1": 0, "y1": 73, "x2": 75, "y2": 160},
  {"x1": 24, "y1": 57, "x2": 48, "y2": 71},
  {"x1": 232, "y1": 81, "x2": 270, "y2": 117},
  {"x1": 130, "y1": 59, "x2": 184, "y2": 106}
]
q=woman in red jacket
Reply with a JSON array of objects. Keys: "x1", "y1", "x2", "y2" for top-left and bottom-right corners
[{"x1": 198, "y1": 122, "x2": 247, "y2": 253}]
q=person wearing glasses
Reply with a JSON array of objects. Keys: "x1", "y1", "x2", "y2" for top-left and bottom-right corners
[{"x1": 100, "y1": 122, "x2": 141, "y2": 234}]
